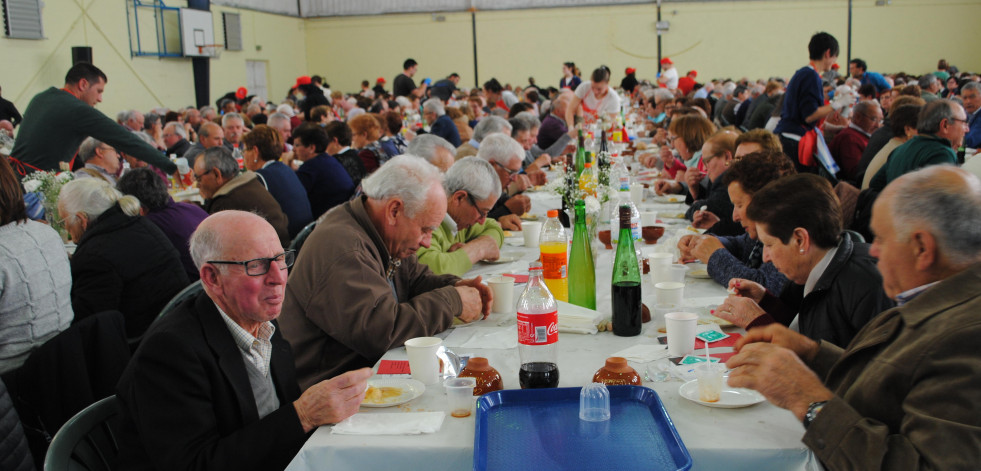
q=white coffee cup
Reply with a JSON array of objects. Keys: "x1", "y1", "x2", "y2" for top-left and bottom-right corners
[
  {"x1": 522, "y1": 221, "x2": 544, "y2": 248},
  {"x1": 405, "y1": 337, "x2": 442, "y2": 384},
  {"x1": 654, "y1": 281, "x2": 685, "y2": 306},
  {"x1": 630, "y1": 186, "x2": 644, "y2": 205},
  {"x1": 665, "y1": 311, "x2": 698, "y2": 357},
  {"x1": 487, "y1": 275, "x2": 515, "y2": 314},
  {"x1": 640, "y1": 211, "x2": 658, "y2": 227}
]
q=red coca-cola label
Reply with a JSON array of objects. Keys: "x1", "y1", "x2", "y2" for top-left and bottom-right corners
[{"x1": 517, "y1": 310, "x2": 558, "y2": 345}]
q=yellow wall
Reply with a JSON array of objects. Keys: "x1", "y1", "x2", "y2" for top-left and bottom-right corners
[
  {"x1": 0, "y1": 1, "x2": 306, "y2": 116},
  {"x1": 306, "y1": 0, "x2": 981, "y2": 93},
  {"x1": 2, "y1": 0, "x2": 979, "y2": 116}
]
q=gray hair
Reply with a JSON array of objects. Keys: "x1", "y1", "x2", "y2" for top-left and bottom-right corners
[
  {"x1": 407, "y1": 134, "x2": 456, "y2": 164},
  {"x1": 361, "y1": 154, "x2": 443, "y2": 218},
  {"x1": 477, "y1": 133, "x2": 524, "y2": 167},
  {"x1": 267, "y1": 112, "x2": 290, "y2": 128},
  {"x1": 78, "y1": 137, "x2": 105, "y2": 163},
  {"x1": 164, "y1": 121, "x2": 187, "y2": 139},
  {"x1": 917, "y1": 99, "x2": 959, "y2": 134},
  {"x1": 58, "y1": 178, "x2": 141, "y2": 224},
  {"x1": 722, "y1": 82, "x2": 737, "y2": 97},
  {"x1": 199, "y1": 121, "x2": 222, "y2": 138},
  {"x1": 200, "y1": 146, "x2": 240, "y2": 179},
  {"x1": 394, "y1": 96, "x2": 412, "y2": 109},
  {"x1": 472, "y1": 116, "x2": 512, "y2": 143},
  {"x1": 961, "y1": 81, "x2": 981, "y2": 95},
  {"x1": 422, "y1": 98, "x2": 445, "y2": 116},
  {"x1": 221, "y1": 112, "x2": 244, "y2": 127},
  {"x1": 918, "y1": 74, "x2": 939, "y2": 89},
  {"x1": 509, "y1": 112, "x2": 540, "y2": 136},
  {"x1": 652, "y1": 88, "x2": 674, "y2": 105},
  {"x1": 189, "y1": 219, "x2": 222, "y2": 270},
  {"x1": 123, "y1": 109, "x2": 142, "y2": 124},
  {"x1": 889, "y1": 165, "x2": 981, "y2": 262},
  {"x1": 853, "y1": 100, "x2": 880, "y2": 117},
  {"x1": 444, "y1": 156, "x2": 501, "y2": 201}
]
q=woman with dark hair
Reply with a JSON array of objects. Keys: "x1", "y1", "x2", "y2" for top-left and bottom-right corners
[
  {"x1": 117, "y1": 167, "x2": 208, "y2": 281},
  {"x1": 560, "y1": 62, "x2": 581, "y2": 90},
  {"x1": 242, "y1": 125, "x2": 313, "y2": 239},
  {"x1": 0, "y1": 157, "x2": 73, "y2": 374},
  {"x1": 714, "y1": 173, "x2": 893, "y2": 347},
  {"x1": 565, "y1": 66, "x2": 620, "y2": 129},
  {"x1": 678, "y1": 150, "x2": 794, "y2": 294}
]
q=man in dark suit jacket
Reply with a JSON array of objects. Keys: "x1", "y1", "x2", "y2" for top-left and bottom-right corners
[
  {"x1": 116, "y1": 211, "x2": 371, "y2": 471},
  {"x1": 423, "y1": 98, "x2": 462, "y2": 147}
]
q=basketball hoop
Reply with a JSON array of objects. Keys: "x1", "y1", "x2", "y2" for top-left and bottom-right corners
[{"x1": 196, "y1": 44, "x2": 222, "y2": 58}]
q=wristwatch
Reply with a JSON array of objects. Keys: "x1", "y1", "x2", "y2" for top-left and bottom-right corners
[{"x1": 803, "y1": 400, "x2": 828, "y2": 428}]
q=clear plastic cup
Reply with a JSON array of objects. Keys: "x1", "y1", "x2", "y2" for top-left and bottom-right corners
[
  {"x1": 695, "y1": 362, "x2": 725, "y2": 403},
  {"x1": 579, "y1": 382, "x2": 611, "y2": 422},
  {"x1": 445, "y1": 377, "x2": 476, "y2": 418}
]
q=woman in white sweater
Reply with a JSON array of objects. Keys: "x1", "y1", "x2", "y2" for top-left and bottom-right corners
[{"x1": 0, "y1": 157, "x2": 73, "y2": 374}]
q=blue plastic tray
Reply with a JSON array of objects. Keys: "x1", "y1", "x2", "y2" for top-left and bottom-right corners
[{"x1": 474, "y1": 386, "x2": 691, "y2": 471}]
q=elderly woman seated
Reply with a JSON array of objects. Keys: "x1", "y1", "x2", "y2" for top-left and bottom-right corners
[
  {"x1": 713, "y1": 174, "x2": 893, "y2": 347},
  {"x1": 0, "y1": 157, "x2": 73, "y2": 374},
  {"x1": 644, "y1": 113, "x2": 716, "y2": 181},
  {"x1": 349, "y1": 113, "x2": 388, "y2": 174},
  {"x1": 243, "y1": 124, "x2": 313, "y2": 238},
  {"x1": 58, "y1": 178, "x2": 189, "y2": 339},
  {"x1": 678, "y1": 150, "x2": 794, "y2": 295},
  {"x1": 117, "y1": 167, "x2": 208, "y2": 281}
]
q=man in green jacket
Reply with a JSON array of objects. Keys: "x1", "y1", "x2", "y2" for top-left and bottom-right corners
[
  {"x1": 11, "y1": 62, "x2": 176, "y2": 174},
  {"x1": 417, "y1": 156, "x2": 504, "y2": 276},
  {"x1": 868, "y1": 99, "x2": 966, "y2": 191}
]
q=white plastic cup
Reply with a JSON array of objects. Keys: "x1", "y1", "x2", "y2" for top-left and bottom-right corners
[
  {"x1": 487, "y1": 275, "x2": 515, "y2": 314},
  {"x1": 652, "y1": 264, "x2": 686, "y2": 285},
  {"x1": 652, "y1": 303, "x2": 678, "y2": 334},
  {"x1": 640, "y1": 211, "x2": 658, "y2": 227},
  {"x1": 445, "y1": 377, "x2": 476, "y2": 418},
  {"x1": 630, "y1": 186, "x2": 644, "y2": 206},
  {"x1": 654, "y1": 281, "x2": 685, "y2": 308},
  {"x1": 648, "y1": 252, "x2": 674, "y2": 267},
  {"x1": 665, "y1": 311, "x2": 698, "y2": 357},
  {"x1": 405, "y1": 337, "x2": 443, "y2": 384},
  {"x1": 695, "y1": 362, "x2": 725, "y2": 402},
  {"x1": 522, "y1": 221, "x2": 543, "y2": 248}
]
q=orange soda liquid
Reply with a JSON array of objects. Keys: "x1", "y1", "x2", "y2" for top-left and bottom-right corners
[{"x1": 539, "y1": 241, "x2": 569, "y2": 302}]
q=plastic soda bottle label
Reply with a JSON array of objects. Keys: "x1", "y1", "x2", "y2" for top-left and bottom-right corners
[
  {"x1": 541, "y1": 251, "x2": 567, "y2": 279},
  {"x1": 517, "y1": 310, "x2": 558, "y2": 345}
]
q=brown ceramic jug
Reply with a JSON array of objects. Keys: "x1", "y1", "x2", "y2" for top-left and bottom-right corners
[
  {"x1": 592, "y1": 357, "x2": 642, "y2": 386},
  {"x1": 458, "y1": 357, "x2": 504, "y2": 395}
]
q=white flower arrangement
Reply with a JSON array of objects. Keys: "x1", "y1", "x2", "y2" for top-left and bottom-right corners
[{"x1": 21, "y1": 170, "x2": 74, "y2": 239}]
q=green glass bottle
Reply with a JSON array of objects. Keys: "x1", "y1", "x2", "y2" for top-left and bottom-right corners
[
  {"x1": 575, "y1": 128, "x2": 586, "y2": 177},
  {"x1": 611, "y1": 205, "x2": 642, "y2": 336},
  {"x1": 568, "y1": 199, "x2": 596, "y2": 310}
]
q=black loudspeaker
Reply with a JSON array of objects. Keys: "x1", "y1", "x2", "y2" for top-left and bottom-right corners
[{"x1": 71, "y1": 46, "x2": 93, "y2": 64}]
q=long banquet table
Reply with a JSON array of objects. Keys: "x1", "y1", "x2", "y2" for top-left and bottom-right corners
[{"x1": 287, "y1": 189, "x2": 821, "y2": 471}]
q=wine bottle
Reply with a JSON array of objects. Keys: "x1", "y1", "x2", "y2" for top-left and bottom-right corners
[
  {"x1": 611, "y1": 205, "x2": 642, "y2": 336},
  {"x1": 568, "y1": 199, "x2": 596, "y2": 310}
]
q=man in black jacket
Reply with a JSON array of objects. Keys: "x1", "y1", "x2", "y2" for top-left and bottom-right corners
[
  {"x1": 116, "y1": 211, "x2": 371, "y2": 471},
  {"x1": 0, "y1": 85, "x2": 21, "y2": 127}
]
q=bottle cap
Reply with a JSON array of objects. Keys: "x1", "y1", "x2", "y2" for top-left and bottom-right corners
[
  {"x1": 584, "y1": 162, "x2": 592, "y2": 168},
  {"x1": 547, "y1": 210, "x2": 559, "y2": 218}
]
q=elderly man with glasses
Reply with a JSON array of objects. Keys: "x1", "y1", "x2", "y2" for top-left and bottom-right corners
[
  {"x1": 416, "y1": 157, "x2": 504, "y2": 276},
  {"x1": 193, "y1": 146, "x2": 290, "y2": 247},
  {"x1": 73, "y1": 137, "x2": 122, "y2": 184},
  {"x1": 116, "y1": 210, "x2": 372, "y2": 471}
]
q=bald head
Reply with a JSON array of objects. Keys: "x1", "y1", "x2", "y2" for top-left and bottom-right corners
[{"x1": 190, "y1": 211, "x2": 280, "y2": 271}]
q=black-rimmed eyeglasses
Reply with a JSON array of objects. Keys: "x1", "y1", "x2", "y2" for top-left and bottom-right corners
[
  {"x1": 208, "y1": 250, "x2": 296, "y2": 276},
  {"x1": 465, "y1": 192, "x2": 490, "y2": 219}
]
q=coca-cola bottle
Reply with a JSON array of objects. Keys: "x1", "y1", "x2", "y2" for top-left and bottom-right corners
[{"x1": 516, "y1": 261, "x2": 560, "y2": 388}]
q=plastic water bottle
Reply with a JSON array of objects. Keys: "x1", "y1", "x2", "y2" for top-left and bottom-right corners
[
  {"x1": 539, "y1": 209, "x2": 569, "y2": 302},
  {"x1": 609, "y1": 181, "x2": 640, "y2": 245},
  {"x1": 516, "y1": 261, "x2": 559, "y2": 388}
]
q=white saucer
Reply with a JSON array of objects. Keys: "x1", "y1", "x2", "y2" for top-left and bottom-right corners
[
  {"x1": 361, "y1": 378, "x2": 426, "y2": 408},
  {"x1": 678, "y1": 378, "x2": 765, "y2": 408}
]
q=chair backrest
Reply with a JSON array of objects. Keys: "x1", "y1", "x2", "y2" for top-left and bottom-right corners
[
  {"x1": 44, "y1": 395, "x2": 121, "y2": 471},
  {"x1": 156, "y1": 280, "x2": 203, "y2": 323},
  {"x1": 842, "y1": 229, "x2": 866, "y2": 244},
  {"x1": 288, "y1": 220, "x2": 318, "y2": 254}
]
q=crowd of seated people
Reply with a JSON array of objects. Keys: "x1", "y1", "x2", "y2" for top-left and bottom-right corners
[{"x1": 2, "y1": 41, "x2": 981, "y2": 470}]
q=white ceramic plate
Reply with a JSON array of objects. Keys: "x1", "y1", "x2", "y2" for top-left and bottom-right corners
[
  {"x1": 686, "y1": 263, "x2": 711, "y2": 279},
  {"x1": 678, "y1": 378, "x2": 765, "y2": 408},
  {"x1": 652, "y1": 195, "x2": 684, "y2": 204},
  {"x1": 361, "y1": 378, "x2": 425, "y2": 408}
]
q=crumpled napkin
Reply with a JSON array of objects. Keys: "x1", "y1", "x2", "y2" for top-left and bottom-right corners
[
  {"x1": 331, "y1": 412, "x2": 445, "y2": 435},
  {"x1": 443, "y1": 326, "x2": 518, "y2": 349},
  {"x1": 557, "y1": 301, "x2": 603, "y2": 335},
  {"x1": 610, "y1": 344, "x2": 671, "y2": 363}
]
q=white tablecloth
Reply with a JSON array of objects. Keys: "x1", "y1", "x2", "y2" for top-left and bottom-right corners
[{"x1": 287, "y1": 199, "x2": 821, "y2": 471}]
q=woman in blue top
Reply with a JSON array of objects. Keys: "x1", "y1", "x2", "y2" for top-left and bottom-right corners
[{"x1": 559, "y1": 62, "x2": 581, "y2": 90}]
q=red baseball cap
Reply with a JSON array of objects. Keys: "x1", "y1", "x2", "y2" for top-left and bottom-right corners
[
  {"x1": 376, "y1": 77, "x2": 386, "y2": 84},
  {"x1": 625, "y1": 67, "x2": 636, "y2": 75},
  {"x1": 831, "y1": 63, "x2": 840, "y2": 70},
  {"x1": 687, "y1": 70, "x2": 698, "y2": 77},
  {"x1": 660, "y1": 57, "x2": 673, "y2": 65},
  {"x1": 295, "y1": 75, "x2": 312, "y2": 87}
]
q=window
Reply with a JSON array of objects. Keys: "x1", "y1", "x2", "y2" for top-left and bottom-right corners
[
  {"x1": 3, "y1": 0, "x2": 44, "y2": 39},
  {"x1": 222, "y1": 12, "x2": 242, "y2": 51}
]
